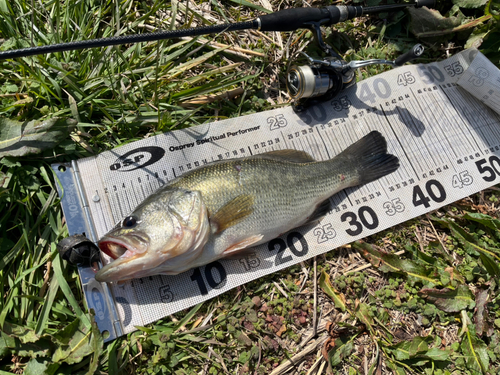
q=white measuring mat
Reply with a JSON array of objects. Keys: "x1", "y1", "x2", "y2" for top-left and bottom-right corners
[{"x1": 53, "y1": 49, "x2": 500, "y2": 341}]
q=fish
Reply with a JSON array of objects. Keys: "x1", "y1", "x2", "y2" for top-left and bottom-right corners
[{"x1": 95, "y1": 130, "x2": 399, "y2": 282}]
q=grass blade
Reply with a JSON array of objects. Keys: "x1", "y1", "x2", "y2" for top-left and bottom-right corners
[
  {"x1": 318, "y1": 270, "x2": 347, "y2": 312},
  {"x1": 0, "y1": 189, "x2": 57, "y2": 272},
  {"x1": 35, "y1": 275, "x2": 59, "y2": 336},
  {"x1": 52, "y1": 250, "x2": 91, "y2": 329}
]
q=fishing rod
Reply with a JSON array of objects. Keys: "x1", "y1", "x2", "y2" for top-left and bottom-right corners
[{"x1": 0, "y1": 0, "x2": 435, "y2": 111}]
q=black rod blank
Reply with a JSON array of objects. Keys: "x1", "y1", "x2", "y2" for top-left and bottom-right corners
[
  {"x1": 0, "y1": 0, "x2": 435, "y2": 60},
  {"x1": 0, "y1": 21, "x2": 257, "y2": 60}
]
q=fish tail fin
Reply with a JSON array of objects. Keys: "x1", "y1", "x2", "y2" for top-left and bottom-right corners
[{"x1": 338, "y1": 131, "x2": 400, "y2": 185}]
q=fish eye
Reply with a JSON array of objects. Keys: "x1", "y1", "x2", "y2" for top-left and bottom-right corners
[{"x1": 122, "y1": 216, "x2": 138, "y2": 228}]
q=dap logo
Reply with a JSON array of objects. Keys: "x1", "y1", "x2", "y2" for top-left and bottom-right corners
[{"x1": 110, "y1": 146, "x2": 165, "y2": 172}]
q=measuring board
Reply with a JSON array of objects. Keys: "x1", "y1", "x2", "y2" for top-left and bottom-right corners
[{"x1": 52, "y1": 49, "x2": 500, "y2": 341}]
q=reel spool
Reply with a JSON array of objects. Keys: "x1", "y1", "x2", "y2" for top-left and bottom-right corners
[{"x1": 287, "y1": 64, "x2": 343, "y2": 102}]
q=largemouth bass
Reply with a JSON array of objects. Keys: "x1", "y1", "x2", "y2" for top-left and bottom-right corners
[{"x1": 95, "y1": 131, "x2": 399, "y2": 282}]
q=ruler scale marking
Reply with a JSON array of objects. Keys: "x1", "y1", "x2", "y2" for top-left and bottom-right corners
[
  {"x1": 440, "y1": 86, "x2": 488, "y2": 152},
  {"x1": 410, "y1": 92, "x2": 459, "y2": 165},
  {"x1": 371, "y1": 112, "x2": 409, "y2": 184},
  {"x1": 435, "y1": 88, "x2": 479, "y2": 157},
  {"x1": 381, "y1": 103, "x2": 428, "y2": 174},
  {"x1": 396, "y1": 103, "x2": 441, "y2": 169},
  {"x1": 312, "y1": 129, "x2": 329, "y2": 161},
  {"x1": 381, "y1": 104, "x2": 422, "y2": 180},
  {"x1": 428, "y1": 89, "x2": 470, "y2": 158},
  {"x1": 463, "y1": 91, "x2": 500, "y2": 148},
  {"x1": 440, "y1": 89, "x2": 484, "y2": 154},
  {"x1": 123, "y1": 188, "x2": 133, "y2": 217},
  {"x1": 407, "y1": 92, "x2": 451, "y2": 170},
  {"x1": 457, "y1": 91, "x2": 494, "y2": 147}
]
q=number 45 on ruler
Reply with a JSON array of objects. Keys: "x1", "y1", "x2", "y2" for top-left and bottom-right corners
[{"x1": 452, "y1": 171, "x2": 473, "y2": 188}]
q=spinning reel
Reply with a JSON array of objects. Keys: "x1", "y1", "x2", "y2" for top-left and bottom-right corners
[
  {"x1": 281, "y1": 2, "x2": 431, "y2": 111},
  {"x1": 287, "y1": 42, "x2": 425, "y2": 112}
]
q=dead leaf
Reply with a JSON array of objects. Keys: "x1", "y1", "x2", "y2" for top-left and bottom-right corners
[
  {"x1": 319, "y1": 270, "x2": 347, "y2": 312},
  {"x1": 275, "y1": 323, "x2": 286, "y2": 337},
  {"x1": 354, "y1": 242, "x2": 440, "y2": 284},
  {"x1": 419, "y1": 285, "x2": 475, "y2": 312},
  {"x1": 266, "y1": 315, "x2": 285, "y2": 336},
  {"x1": 474, "y1": 286, "x2": 492, "y2": 337},
  {"x1": 408, "y1": 7, "x2": 462, "y2": 37},
  {"x1": 375, "y1": 350, "x2": 383, "y2": 375},
  {"x1": 322, "y1": 337, "x2": 335, "y2": 360},
  {"x1": 355, "y1": 303, "x2": 375, "y2": 334}
]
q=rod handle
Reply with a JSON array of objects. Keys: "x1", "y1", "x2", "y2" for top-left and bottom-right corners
[
  {"x1": 395, "y1": 44, "x2": 424, "y2": 66},
  {"x1": 257, "y1": 6, "x2": 362, "y2": 32}
]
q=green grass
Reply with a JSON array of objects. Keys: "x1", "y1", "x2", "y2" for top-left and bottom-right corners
[{"x1": 1, "y1": 0, "x2": 500, "y2": 374}]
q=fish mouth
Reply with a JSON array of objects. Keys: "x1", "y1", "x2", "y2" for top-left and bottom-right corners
[
  {"x1": 97, "y1": 234, "x2": 148, "y2": 260},
  {"x1": 99, "y1": 237, "x2": 129, "y2": 260},
  {"x1": 95, "y1": 234, "x2": 149, "y2": 283}
]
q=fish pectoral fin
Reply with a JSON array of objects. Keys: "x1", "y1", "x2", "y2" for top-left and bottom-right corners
[
  {"x1": 252, "y1": 149, "x2": 316, "y2": 163},
  {"x1": 222, "y1": 234, "x2": 264, "y2": 257},
  {"x1": 210, "y1": 194, "x2": 254, "y2": 234}
]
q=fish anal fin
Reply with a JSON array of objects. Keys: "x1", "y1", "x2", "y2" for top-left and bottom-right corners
[
  {"x1": 253, "y1": 149, "x2": 316, "y2": 163},
  {"x1": 304, "y1": 199, "x2": 332, "y2": 226},
  {"x1": 210, "y1": 194, "x2": 254, "y2": 234},
  {"x1": 222, "y1": 234, "x2": 264, "y2": 257}
]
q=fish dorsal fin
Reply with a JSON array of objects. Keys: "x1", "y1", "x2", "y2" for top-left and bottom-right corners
[
  {"x1": 252, "y1": 149, "x2": 316, "y2": 163},
  {"x1": 210, "y1": 194, "x2": 254, "y2": 234}
]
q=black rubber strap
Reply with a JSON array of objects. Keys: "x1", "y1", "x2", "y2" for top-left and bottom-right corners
[
  {"x1": 258, "y1": 7, "x2": 334, "y2": 31},
  {"x1": 416, "y1": 0, "x2": 436, "y2": 8},
  {"x1": 57, "y1": 234, "x2": 101, "y2": 266}
]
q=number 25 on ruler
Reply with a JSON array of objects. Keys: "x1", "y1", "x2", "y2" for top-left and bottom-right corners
[{"x1": 268, "y1": 114, "x2": 287, "y2": 130}]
